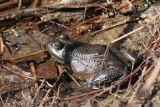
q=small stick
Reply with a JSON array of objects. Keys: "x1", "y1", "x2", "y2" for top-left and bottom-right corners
[
  {"x1": 64, "y1": 88, "x2": 104, "y2": 101},
  {"x1": 71, "y1": 25, "x2": 90, "y2": 39},
  {"x1": 34, "y1": 0, "x2": 41, "y2": 8},
  {"x1": 30, "y1": 61, "x2": 37, "y2": 81},
  {"x1": 0, "y1": 0, "x2": 18, "y2": 10},
  {"x1": 3, "y1": 65, "x2": 33, "y2": 79},
  {"x1": 9, "y1": 49, "x2": 47, "y2": 63},
  {"x1": 118, "y1": 0, "x2": 138, "y2": 10},
  {"x1": 0, "y1": 95, "x2": 4, "y2": 106},
  {"x1": 111, "y1": 26, "x2": 144, "y2": 44},
  {"x1": 69, "y1": 16, "x2": 100, "y2": 30},
  {"x1": 64, "y1": 70, "x2": 81, "y2": 87},
  {"x1": 18, "y1": 0, "x2": 22, "y2": 9},
  {"x1": 0, "y1": 37, "x2": 4, "y2": 53},
  {"x1": 30, "y1": 62, "x2": 38, "y2": 90}
]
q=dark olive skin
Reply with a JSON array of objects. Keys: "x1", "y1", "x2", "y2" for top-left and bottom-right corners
[{"x1": 47, "y1": 35, "x2": 130, "y2": 86}]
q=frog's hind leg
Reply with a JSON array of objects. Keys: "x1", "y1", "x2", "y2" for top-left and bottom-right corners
[{"x1": 87, "y1": 69, "x2": 128, "y2": 86}]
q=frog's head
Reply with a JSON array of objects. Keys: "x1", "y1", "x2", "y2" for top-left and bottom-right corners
[
  {"x1": 47, "y1": 35, "x2": 70, "y2": 64},
  {"x1": 47, "y1": 35, "x2": 84, "y2": 64}
]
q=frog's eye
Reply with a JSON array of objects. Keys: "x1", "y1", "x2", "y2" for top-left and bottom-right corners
[
  {"x1": 60, "y1": 35, "x2": 70, "y2": 41},
  {"x1": 53, "y1": 41, "x2": 64, "y2": 50}
]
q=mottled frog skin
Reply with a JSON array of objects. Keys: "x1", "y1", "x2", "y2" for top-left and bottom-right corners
[{"x1": 47, "y1": 36, "x2": 129, "y2": 86}]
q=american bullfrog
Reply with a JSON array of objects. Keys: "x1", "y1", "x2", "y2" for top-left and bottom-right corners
[{"x1": 47, "y1": 35, "x2": 130, "y2": 86}]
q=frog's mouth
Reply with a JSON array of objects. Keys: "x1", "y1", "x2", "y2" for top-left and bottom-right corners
[{"x1": 47, "y1": 42, "x2": 64, "y2": 64}]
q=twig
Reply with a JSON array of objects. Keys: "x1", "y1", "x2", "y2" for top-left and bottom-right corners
[
  {"x1": 118, "y1": 0, "x2": 138, "y2": 10},
  {"x1": 0, "y1": 6, "x2": 95, "y2": 21},
  {"x1": 64, "y1": 70, "x2": 81, "y2": 87},
  {"x1": 70, "y1": 25, "x2": 91, "y2": 39},
  {"x1": 30, "y1": 61, "x2": 37, "y2": 81},
  {"x1": 3, "y1": 65, "x2": 33, "y2": 79},
  {"x1": 8, "y1": 49, "x2": 47, "y2": 63},
  {"x1": 18, "y1": 0, "x2": 22, "y2": 9},
  {"x1": 34, "y1": 0, "x2": 41, "y2": 8},
  {"x1": 0, "y1": 36, "x2": 4, "y2": 53},
  {"x1": 64, "y1": 88, "x2": 104, "y2": 101},
  {"x1": 111, "y1": 26, "x2": 145, "y2": 44},
  {"x1": 0, "y1": 95, "x2": 4, "y2": 106},
  {"x1": 69, "y1": 16, "x2": 100, "y2": 30},
  {"x1": 0, "y1": 0, "x2": 18, "y2": 10}
]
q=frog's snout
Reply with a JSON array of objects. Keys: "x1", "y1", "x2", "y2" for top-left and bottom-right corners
[
  {"x1": 47, "y1": 42, "x2": 54, "y2": 56},
  {"x1": 47, "y1": 41, "x2": 65, "y2": 62}
]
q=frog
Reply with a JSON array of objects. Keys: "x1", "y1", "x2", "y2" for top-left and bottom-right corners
[{"x1": 47, "y1": 35, "x2": 131, "y2": 86}]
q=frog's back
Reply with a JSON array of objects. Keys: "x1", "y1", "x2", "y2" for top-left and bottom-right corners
[
  {"x1": 71, "y1": 43, "x2": 106, "y2": 73},
  {"x1": 65, "y1": 42, "x2": 128, "y2": 84}
]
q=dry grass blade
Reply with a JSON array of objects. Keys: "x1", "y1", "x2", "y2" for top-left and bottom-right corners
[
  {"x1": 0, "y1": 37, "x2": 4, "y2": 53},
  {"x1": 143, "y1": 59, "x2": 160, "y2": 90},
  {"x1": 32, "y1": 79, "x2": 45, "y2": 103},
  {"x1": 127, "y1": 65, "x2": 153, "y2": 106}
]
